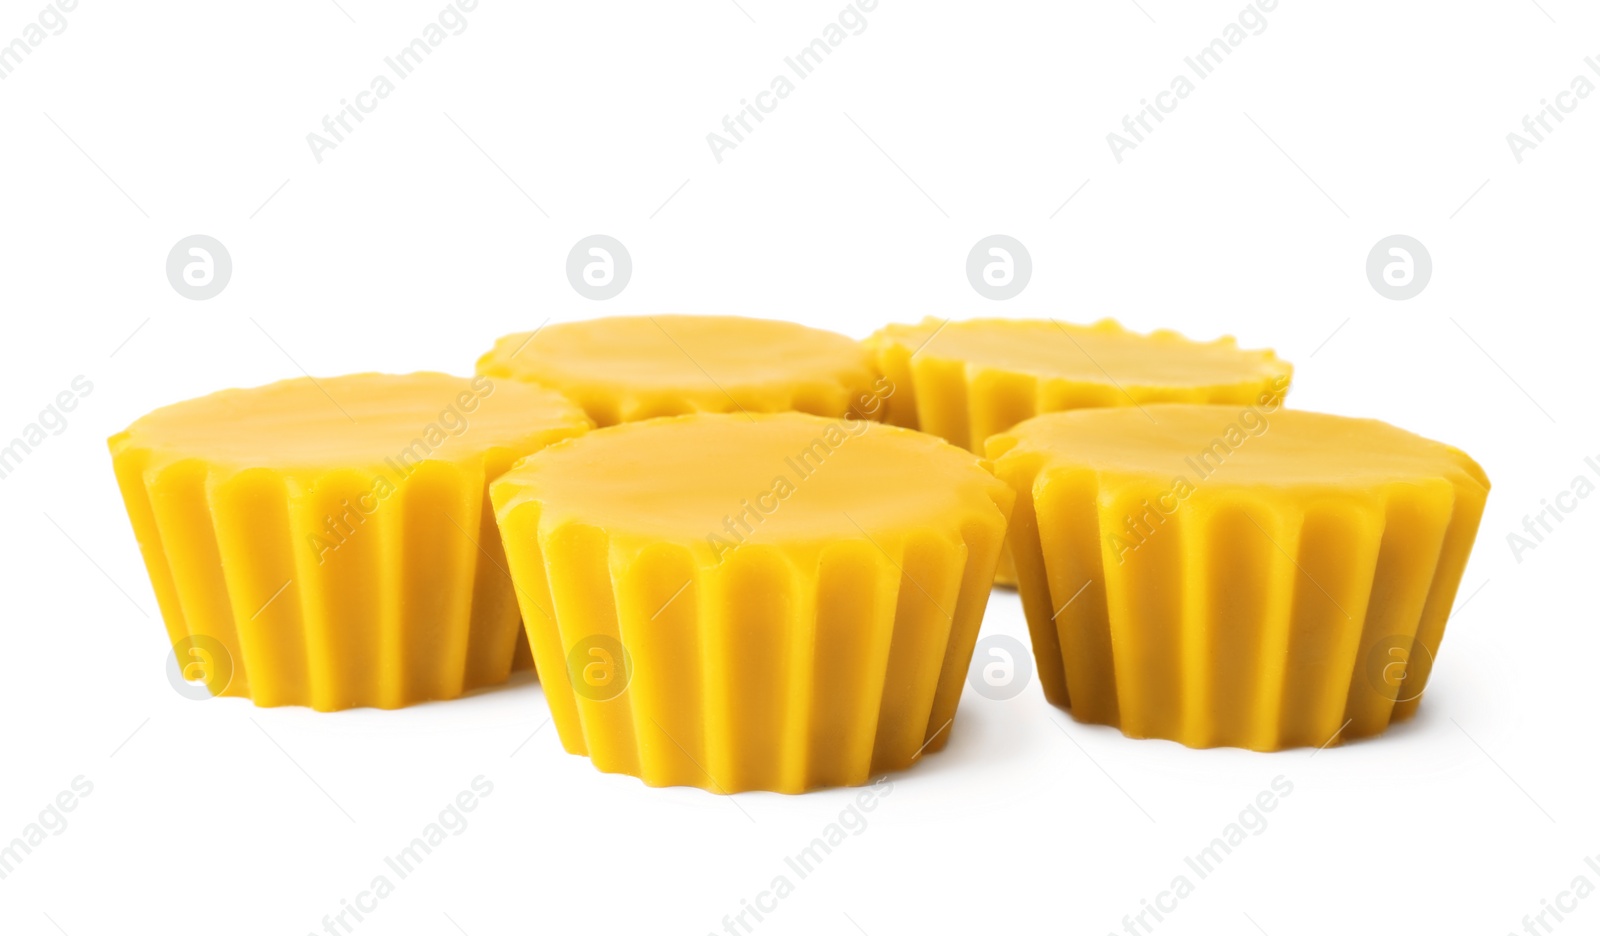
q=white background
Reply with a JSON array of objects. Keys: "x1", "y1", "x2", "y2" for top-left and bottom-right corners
[{"x1": 1, "y1": 1, "x2": 1595, "y2": 933}]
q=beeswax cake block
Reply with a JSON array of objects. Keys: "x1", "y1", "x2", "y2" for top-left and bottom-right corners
[
  {"x1": 490, "y1": 411, "x2": 1014, "y2": 794},
  {"x1": 477, "y1": 315, "x2": 887, "y2": 427},
  {"x1": 109, "y1": 373, "x2": 592, "y2": 711},
  {"x1": 866, "y1": 317, "x2": 1293, "y2": 585},
  {"x1": 987, "y1": 405, "x2": 1489, "y2": 751}
]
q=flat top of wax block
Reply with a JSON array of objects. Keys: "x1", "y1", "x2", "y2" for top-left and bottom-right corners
[
  {"x1": 476, "y1": 315, "x2": 875, "y2": 410},
  {"x1": 492, "y1": 411, "x2": 1013, "y2": 544},
  {"x1": 870, "y1": 317, "x2": 1291, "y2": 390},
  {"x1": 988, "y1": 405, "x2": 1488, "y2": 492},
  {"x1": 110, "y1": 373, "x2": 591, "y2": 471}
]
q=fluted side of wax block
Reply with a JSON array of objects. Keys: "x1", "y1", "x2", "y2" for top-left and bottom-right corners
[
  {"x1": 493, "y1": 482, "x2": 1010, "y2": 794},
  {"x1": 996, "y1": 444, "x2": 1487, "y2": 751},
  {"x1": 109, "y1": 444, "x2": 572, "y2": 710}
]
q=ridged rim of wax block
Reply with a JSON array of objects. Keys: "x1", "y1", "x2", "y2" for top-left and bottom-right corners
[
  {"x1": 866, "y1": 318, "x2": 1292, "y2": 588},
  {"x1": 490, "y1": 413, "x2": 1014, "y2": 793},
  {"x1": 988, "y1": 406, "x2": 1489, "y2": 751},
  {"x1": 107, "y1": 374, "x2": 593, "y2": 710},
  {"x1": 864, "y1": 317, "x2": 1293, "y2": 451},
  {"x1": 476, "y1": 315, "x2": 891, "y2": 428}
]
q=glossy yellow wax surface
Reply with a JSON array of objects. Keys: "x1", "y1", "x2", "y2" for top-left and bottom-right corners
[
  {"x1": 994, "y1": 405, "x2": 1487, "y2": 489},
  {"x1": 116, "y1": 373, "x2": 587, "y2": 471},
  {"x1": 478, "y1": 315, "x2": 883, "y2": 427},
  {"x1": 492, "y1": 412, "x2": 1014, "y2": 793},
  {"x1": 989, "y1": 404, "x2": 1489, "y2": 752},
  {"x1": 110, "y1": 373, "x2": 593, "y2": 710}
]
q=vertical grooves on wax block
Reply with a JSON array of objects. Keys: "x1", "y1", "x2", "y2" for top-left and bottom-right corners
[
  {"x1": 374, "y1": 467, "x2": 406, "y2": 710},
  {"x1": 292, "y1": 470, "x2": 385, "y2": 711},
  {"x1": 999, "y1": 457, "x2": 1065, "y2": 705},
  {"x1": 617, "y1": 544, "x2": 705, "y2": 789},
  {"x1": 584, "y1": 392, "x2": 623, "y2": 428},
  {"x1": 868, "y1": 533, "x2": 959, "y2": 775},
  {"x1": 501, "y1": 501, "x2": 588, "y2": 754},
  {"x1": 1279, "y1": 498, "x2": 1382, "y2": 749},
  {"x1": 910, "y1": 357, "x2": 973, "y2": 451},
  {"x1": 511, "y1": 628, "x2": 535, "y2": 672},
  {"x1": 1340, "y1": 484, "x2": 1454, "y2": 740},
  {"x1": 790, "y1": 382, "x2": 851, "y2": 422},
  {"x1": 873, "y1": 344, "x2": 920, "y2": 430},
  {"x1": 465, "y1": 448, "x2": 529, "y2": 693},
  {"x1": 544, "y1": 522, "x2": 639, "y2": 778},
  {"x1": 1394, "y1": 477, "x2": 1487, "y2": 722},
  {"x1": 966, "y1": 368, "x2": 1039, "y2": 453},
  {"x1": 706, "y1": 546, "x2": 796, "y2": 793},
  {"x1": 1247, "y1": 506, "x2": 1301, "y2": 751},
  {"x1": 778, "y1": 559, "x2": 819, "y2": 794},
  {"x1": 1202, "y1": 504, "x2": 1292, "y2": 750},
  {"x1": 1101, "y1": 483, "x2": 1186, "y2": 742},
  {"x1": 144, "y1": 460, "x2": 249, "y2": 700},
  {"x1": 395, "y1": 461, "x2": 478, "y2": 707},
  {"x1": 922, "y1": 517, "x2": 1006, "y2": 754},
  {"x1": 809, "y1": 544, "x2": 897, "y2": 789},
  {"x1": 1035, "y1": 469, "x2": 1115, "y2": 722},
  {"x1": 620, "y1": 395, "x2": 694, "y2": 424},
  {"x1": 1035, "y1": 376, "x2": 1126, "y2": 412},
  {"x1": 211, "y1": 468, "x2": 303, "y2": 707},
  {"x1": 110, "y1": 445, "x2": 188, "y2": 648}
]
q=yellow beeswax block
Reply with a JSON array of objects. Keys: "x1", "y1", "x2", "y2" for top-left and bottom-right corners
[
  {"x1": 866, "y1": 317, "x2": 1293, "y2": 584},
  {"x1": 987, "y1": 404, "x2": 1489, "y2": 751},
  {"x1": 109, "y1": 373, "x2": 592, "y2": 710},
  {"x1": 477, "y1": 315, "x2": 887, "y2": 427},
  {"x1": 491, "y1": 411, "x2": 1014, "y2": 793}
]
